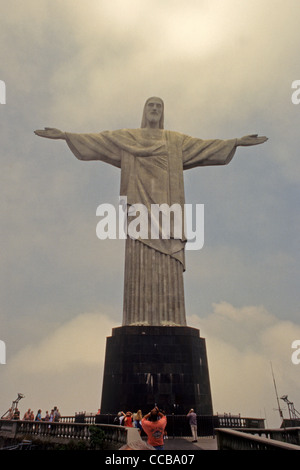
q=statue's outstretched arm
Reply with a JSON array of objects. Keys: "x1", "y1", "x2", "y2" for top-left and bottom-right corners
[
  {"x1": 34, "y1": 128, "x2": 66, "y2": 140},
  {"x1": 237, "y1": 134, "x2": 268, "y2": 146},
  {"x1": 34, "y1": 127, "x2": 122, "y2": 166}
]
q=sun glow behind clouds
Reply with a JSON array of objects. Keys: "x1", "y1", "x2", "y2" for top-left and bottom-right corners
[
  {"x1": 163, "y1": 0, "x2": 269, "y2": 60},
  {"x1": 1, "y1": 0, "x2": 300, "y2": 424},
  {"x1": 93, "y1": 0, "x2": 252, "y2": 58},
  {"x1": 162, "y1": 4, "x2": 239, "y2": 58}
]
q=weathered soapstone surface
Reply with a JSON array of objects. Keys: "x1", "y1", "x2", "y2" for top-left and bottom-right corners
[
  {"x1": 35, "y1": 99, "x2": 267, "y2": 415},
  {"x1": 34, "y1": 97, "x2": 267, "y2": 327}
]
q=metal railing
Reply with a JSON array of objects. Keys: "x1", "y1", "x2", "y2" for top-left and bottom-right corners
[
  {"x1": 0, "y1": 413, "x2": 266, "y2": 448},
  {"x1": 216, "y1": 428, "x2": 300, "y2": 450},
  {"x1": 95, "y1": 413, "x2": 265, "y2": 437},
  {"x1": 2, "y1": 417, "x2": 298, "y2": 450}
]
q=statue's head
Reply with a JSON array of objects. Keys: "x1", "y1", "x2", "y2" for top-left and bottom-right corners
[{"x1": 141, "y1": 96, "x2": 164, "y2": 129}]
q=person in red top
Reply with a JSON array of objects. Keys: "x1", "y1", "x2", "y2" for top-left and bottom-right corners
[
  {"x1": 123, "y1": 411, "x2": 134, "y2": 427},
  {"x1": 141, "y1": 407, "x2": 167, "y2": 450}
]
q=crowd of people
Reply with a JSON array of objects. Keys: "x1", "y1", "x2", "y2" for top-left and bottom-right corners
[
  {"x1": 114, "y1": 407, "x2": 198, "y2": 450},
  {"x1": 2, "y1": 403, "x2": 198, "y2": 450},
  {"x1": 2, "y1": 406, "x2": 61, "y2": 423},
  {"x1": 114, "y1": 407, "x2": 168, "y2": 450}
]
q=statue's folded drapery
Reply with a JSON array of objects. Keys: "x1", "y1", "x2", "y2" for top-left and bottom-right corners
[{"x1": 65, "y1": 128, "x2": 237, "y2": 326}]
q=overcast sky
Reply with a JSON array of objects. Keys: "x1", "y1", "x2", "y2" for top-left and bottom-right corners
[{"x1": 1, "y1": 0, "x2": 300, "y2": 427}]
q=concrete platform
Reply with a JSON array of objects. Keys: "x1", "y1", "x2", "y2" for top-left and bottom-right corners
[{"x1": 162, "y1": 436, "x2": 218, "y2": 451}]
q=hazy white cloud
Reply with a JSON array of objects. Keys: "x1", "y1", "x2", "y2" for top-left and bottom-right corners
[
  {"x1": 9, "y1": 312, "x2": 114, "y2": 373},
  {"x1": 1, "y1": 302, "x2": 299, "y2": 425},
  {"x1": 1, "y1": 0, "x2": 300, "y2": 424},
  {"x1": 188, "y1": 302, "x2": 300, "y2": 426},
  {"x1": 0, "y1": 311, "x2": 116, "y2": 416}
]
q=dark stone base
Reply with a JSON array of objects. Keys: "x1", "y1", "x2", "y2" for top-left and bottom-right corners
[{"x1": 100, "y1": 325, "x2": 213, "y2": 416}]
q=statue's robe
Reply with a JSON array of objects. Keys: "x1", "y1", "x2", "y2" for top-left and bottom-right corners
[{"x1": 65, "y1": 128, "x2": 237, "y2": 326}]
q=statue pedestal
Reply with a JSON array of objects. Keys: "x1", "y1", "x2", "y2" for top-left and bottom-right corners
[{"x1": 100, "y1": 325, "x2": 213, "y2": 415}]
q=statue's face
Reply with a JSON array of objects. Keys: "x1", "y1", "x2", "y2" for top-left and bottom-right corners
[{"x1": 145, "y1": 98, "x2": 163, "y2": 128}]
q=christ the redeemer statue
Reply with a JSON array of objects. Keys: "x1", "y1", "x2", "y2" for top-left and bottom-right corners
[{"x1": 35, "y1": 97, "x2": 267, "y2": 327}]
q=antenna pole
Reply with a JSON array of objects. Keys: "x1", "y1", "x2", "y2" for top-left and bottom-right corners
[{"x1": 270, "y1": 362, "x2": 283, "y2": 422}]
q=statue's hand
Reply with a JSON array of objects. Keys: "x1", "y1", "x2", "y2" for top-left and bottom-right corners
[
  {"x1": 237, "y1": 134, "x2": 268, "y2": 146},
  {"x1": 34, "y1": 127, "x2": 65, "y2": 140}
]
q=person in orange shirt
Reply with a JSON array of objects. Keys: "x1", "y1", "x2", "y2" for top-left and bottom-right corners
[{"x1": 141, "y1": 407, "x2": 167, "y2": 450}]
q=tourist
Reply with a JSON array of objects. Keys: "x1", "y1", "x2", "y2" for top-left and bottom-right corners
[
  {"x1": 13, "y1": 408, "x2": 20, "y2": 420},
  {"x1": 44, "y1": 411, "x2": 50, "y2": 421},
  {"x1": 113, "y1": 411, "x2": 125, "y2": 425},
  {"x1": 23, "y1": 409, "x2": 31, "y2": 420},
  {"x1": 123, "y1": 411, "x2": 133, "y2": 427},
  {"x1": 133, "y1": 410, "x2": 143, "y2": 433},
  {"x1": 118, "y1": 411, "x2": 125, "y2": 425},
  {"x1": 141, "y1": 407, "x2": 167, "y2": 450},
  {"x1": 53, "y1": 406, "x2": 61, "y2": 422},
  {"x1": 187, "y1": 408, "x2": 198, "y2": 442}
]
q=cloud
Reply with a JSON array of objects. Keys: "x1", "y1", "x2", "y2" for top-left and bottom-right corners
[
  {"x1": 1, "y1": 302, "x2": 299, "y2": 425},
  {"x1": 9, "y1": 312, "x2": 115, "y2": 373},
  {"x1": 0, "y1": 311, "x2": 116, "y2": 416},
  {"x1": 2, "y1": 0, "x2": 300, "y2": 178},
  {"x1": 1, "y1": 0, "x2": 299, "y2": 426},
  {"x1": 188, "y1": 302, "x2": 300, "y2": 426}
]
